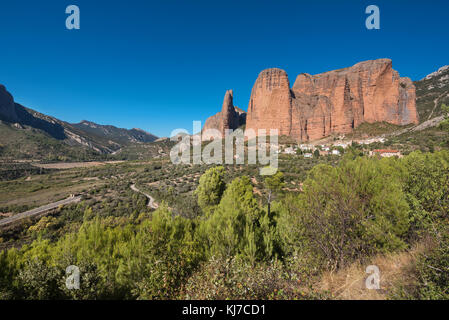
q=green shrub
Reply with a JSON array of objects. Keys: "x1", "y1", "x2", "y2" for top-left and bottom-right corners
[{"x1": 276, "y1": 156, "x2": 410, "y2": 271}]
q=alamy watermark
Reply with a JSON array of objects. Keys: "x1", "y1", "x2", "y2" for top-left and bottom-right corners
[
  {"x1": 65, "y1": 265, "x2": 80, "y2": 290},
  {"x1": 365, "y1": 5, "x2": 380, "y2": 30},
  {"x1": 170, "y1": 122, "x2": 279, "y2": 175},
  {"x1": 63, "y1": 5, "x2": 379, "y2": 31},
  {"x1": 365, "y1": 265, "x2": 381, "y2": 290},
  {"x1": 66, "y1": 5, "x2": 80, "y2": 30}
]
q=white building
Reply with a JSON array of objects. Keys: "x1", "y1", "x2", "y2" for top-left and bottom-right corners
[
  {"x1": 332, "y1": 149, "x2": 341, "y2": 156},
  {"x1": 300, "y1": 144, "x2": 314, "y2": 151},
  {"x1": 283, "y1": 147, "x2": 296, "y2": 155},
  {"x1": 304, "y1": 153, "x2": 313, "y2": 158},
  {"x1": 333, "y1": 143, "x2": 349, "y2": 149}
]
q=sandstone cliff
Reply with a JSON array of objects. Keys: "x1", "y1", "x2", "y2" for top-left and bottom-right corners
[
  {"x1": 246, "y1": 68, "x2": 292, "y2": 136},
  {"x1": 203, "y1": 90, "x2": 246, "y2": 136},
  {"x1": 246, "y1": 59, "x2": 418, "y2": 141}
]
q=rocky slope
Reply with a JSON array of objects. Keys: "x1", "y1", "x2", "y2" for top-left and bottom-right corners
[{"x1": 414, "y1": 65, "x2": 449, "y2": 122}]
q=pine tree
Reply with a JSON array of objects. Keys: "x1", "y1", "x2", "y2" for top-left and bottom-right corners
[{"x1": 194, "y1": 166, "x2": 226, "y2": 214}]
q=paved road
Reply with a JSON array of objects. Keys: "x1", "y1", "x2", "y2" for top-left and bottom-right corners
[
  {"x1": 130, "y1": 184, "x2": 159, "y2": 209},
  {"x1": 0, "y1": 196, "x2": 82, "y2": 227}
]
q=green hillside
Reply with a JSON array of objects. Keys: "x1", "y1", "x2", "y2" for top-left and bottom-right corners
[{"x1": 415, "y1": 66, "x2": 449, "y2": 122}]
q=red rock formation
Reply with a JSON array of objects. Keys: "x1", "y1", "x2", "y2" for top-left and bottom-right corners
[
  {"x1": 246, "y1": 59, "x2": 418, "y2": 141},
  {"x1": 203, "y1": 90, "x2": 245, "y2": 138},
  {"x1": 246, "y1": 68, "x2": 292, "y2": 136}
]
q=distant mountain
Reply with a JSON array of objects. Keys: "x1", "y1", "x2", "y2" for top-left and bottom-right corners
[
  {"x1": 72, "y1": 120, "x2": 157, "y2": 145},
  {"x1": 0, "y1": 84, "x2": 159, "y2": 160},
  {"x1": 415, "y1": 65, "x2": 449, "y2": 122}
]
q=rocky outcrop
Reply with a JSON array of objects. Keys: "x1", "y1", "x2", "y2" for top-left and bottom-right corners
[
  {"x1": 423, "y1": 65, "x2": 449, "y2": 81},
  {"x1": 234, "y1": 106, "x2": 247, "y2": 127},
  {"x1": 203, "y1": 90, "x2": 246, "y2": 137},
  {"x1": 0, "y1": 85, "x2": 18, "y2": 122},
  {"x1": 246, "y1": 68, "x2": 292, "y2": 136},
  {"x1": 245, "y1": 59, "x2": 419, "y2": 141}
]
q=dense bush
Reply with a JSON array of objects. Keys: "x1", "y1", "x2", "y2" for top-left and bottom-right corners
[
  {"x1": 276, "y1": 156, "x2": 410, "y2": 271},
  {"x1": 183, "y1": 256, "x2": 329, "y2": 300},
  {"x1": 0, "y1": 205, "x2": 203, "y2": 299}
]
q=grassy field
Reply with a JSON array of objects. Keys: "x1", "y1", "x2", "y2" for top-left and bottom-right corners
[{"x1": 0, "y1": 169, "x2": 104, "y2": 213}]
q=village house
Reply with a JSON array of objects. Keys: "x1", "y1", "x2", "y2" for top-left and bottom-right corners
[
  {"x1": 283, "y1": 147, "x2": 297, "y2": 155},
  {"x1": 303, "y1": 153, "x2": 313, "y2": 158},
  {"x1": 300, "y1": 144, "x2": 314, "y2": 151},
  {"x1": 332, "y1": 149, "x2": 341, "y2": 156}
]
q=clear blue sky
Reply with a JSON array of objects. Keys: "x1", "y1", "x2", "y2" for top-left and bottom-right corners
[{"x1": 1, "y1": 0, "x2": 448, "y2": 137}]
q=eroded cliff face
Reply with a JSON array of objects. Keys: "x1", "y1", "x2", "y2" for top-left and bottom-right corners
[
  {"x1": 246, "y1": 59, "x2": 418, "y2": 141},
  {"x1": 246, "y1": 68, "x2": 292, "y2": 136},
  {"x1": 203, "y1": 90, "x2": 245, "y2": 137},
  {"x1": 203, "y1": 59, "x2": 418, "y2": 142},
  {"x1": 291, "y1": 59, "x2": 418, "y2": 139}
]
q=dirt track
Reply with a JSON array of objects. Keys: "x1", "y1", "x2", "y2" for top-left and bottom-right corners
[{"x1": 130, "y1": 184, "x2": 158, "y2": 209}]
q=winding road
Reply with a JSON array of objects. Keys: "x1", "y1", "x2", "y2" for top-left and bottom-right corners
[
  {"x1": 130, "y1": 184, "x2": 159, "y2": 209},
  {"x1": 0, "y1": 184, "x2": 158, "y2": 228},
  {"x1": 0, "y1": 195, "x2": 82, "y2": 227}
]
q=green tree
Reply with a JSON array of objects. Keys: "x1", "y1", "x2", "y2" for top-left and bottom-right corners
[
  {"x1": 263, "y1": 170, "x2": 285, "y2": 216},
  {"x1": 194, "y1": 166, "x2": 226, "y2": 214},
  {"x1": 129, "y1": 205, "x2": 203, "y2": 299},
  {"x1": 201, "y1": 176, "x2": 266, "y2": 264}
]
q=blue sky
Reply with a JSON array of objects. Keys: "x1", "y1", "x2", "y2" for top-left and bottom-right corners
[{"x1": 0, "y1": 0, "x2": 448, "y2": 137}]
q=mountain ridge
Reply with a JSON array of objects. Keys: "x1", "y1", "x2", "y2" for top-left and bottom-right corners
[{"x1": 0, "y1": 85, "x2": 159, "y2": 159}]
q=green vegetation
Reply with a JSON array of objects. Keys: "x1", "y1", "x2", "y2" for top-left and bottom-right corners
[
  {"x1": 346, "y1": 121, "x2": 410, "y2": 139},
  {"x1": 194, "y1": 166, "x2": 226, "y2": 214},
  {"x1": 415, "y1": 68, "x2": 449, "y2": 122},
  {"x1": 277, "y1": 156, "x2": 410, "y2": 272},
  {"x1": 439, "y1": 103, "x2": 449, "y2": 131},
  {"x1": 0, "y1": 122, "x2": 105, "y2": 161},
  {"x1": 0, "y1": 149, "x2": 448, "y2": 300}
]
